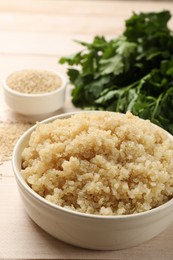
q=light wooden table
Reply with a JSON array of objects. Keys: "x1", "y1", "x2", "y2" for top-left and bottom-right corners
[{"x1": 1, "y1": 1, "x2": 173, "y2": 259}]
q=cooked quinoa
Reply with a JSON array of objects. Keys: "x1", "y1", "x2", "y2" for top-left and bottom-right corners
[
  {"x1": 7, "y1": 69, "x2": 62, "y2": 94},
  {"x1": 21, "y1": 112, "x2": 173, "y2": 215}
]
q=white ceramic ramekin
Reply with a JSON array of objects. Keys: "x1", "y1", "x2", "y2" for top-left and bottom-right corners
[{"x1": 3, "y1": 69, "x2": 66, "y2": 116}]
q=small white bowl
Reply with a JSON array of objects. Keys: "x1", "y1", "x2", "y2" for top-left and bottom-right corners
[
  {"x1": 3, "y1": 69, "x2": 67, "y2": 116},
  {"x1": 12, "y1": 112, "x2": 173, "y2": 250}
]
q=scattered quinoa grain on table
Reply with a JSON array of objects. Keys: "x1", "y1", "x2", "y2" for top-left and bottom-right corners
[
  {"x1": 21, "y1": 112, "x2": 173, "y2": 216},
  {"x1": 7, "y1": 69, "x2": 62, "y2": 94},
  {"x1": 0, "y1": 122, "x2": 32, "y2": 163}
]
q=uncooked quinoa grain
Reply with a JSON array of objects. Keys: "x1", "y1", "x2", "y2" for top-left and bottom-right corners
[
  {"x1": 0, "y1": 122, "x2": 32, "y2": 163},
  {"x1": 7, "y1": 70, "x2": 62, "y2": 94},
  {"x1": 21, "y1": 112, "x2": 173, "y2": 215}
]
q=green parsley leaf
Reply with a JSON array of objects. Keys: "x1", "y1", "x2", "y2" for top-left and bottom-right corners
[{"x1": 59, "y1": 10, "x2": 173, "y2": 135}]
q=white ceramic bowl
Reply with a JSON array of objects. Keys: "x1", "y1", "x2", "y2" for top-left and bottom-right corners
[
  {"x1": 3, "y1": 69, "x2": 66, "y2": 116},
  {"x1": 12, "y1": 112, "x2": 173, "y2": 250}
]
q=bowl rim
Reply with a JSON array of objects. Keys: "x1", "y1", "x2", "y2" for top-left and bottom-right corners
[
  {"x1": 12, "y1": 111, "x2": 173, "y2": 220},
  {"x1": 3, "y1": 68, "x2": 67, "y2": 98}
]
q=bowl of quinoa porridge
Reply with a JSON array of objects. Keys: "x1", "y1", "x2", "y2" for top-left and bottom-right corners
[
  {"x1": 3, "y1": 69, "x2": 66, "y2": 116},
  {"x1": 12, "y1": 111, "x2": 173, "y2": 250}
]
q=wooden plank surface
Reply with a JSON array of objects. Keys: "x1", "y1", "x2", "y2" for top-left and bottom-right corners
[{"x1": 1, "y1": 1, "x2": 173, "y2": 259}]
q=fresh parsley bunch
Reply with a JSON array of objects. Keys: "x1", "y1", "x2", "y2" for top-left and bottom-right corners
[{"x1": 60, "y1": 11, "x2": 173, "y2": 134}]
